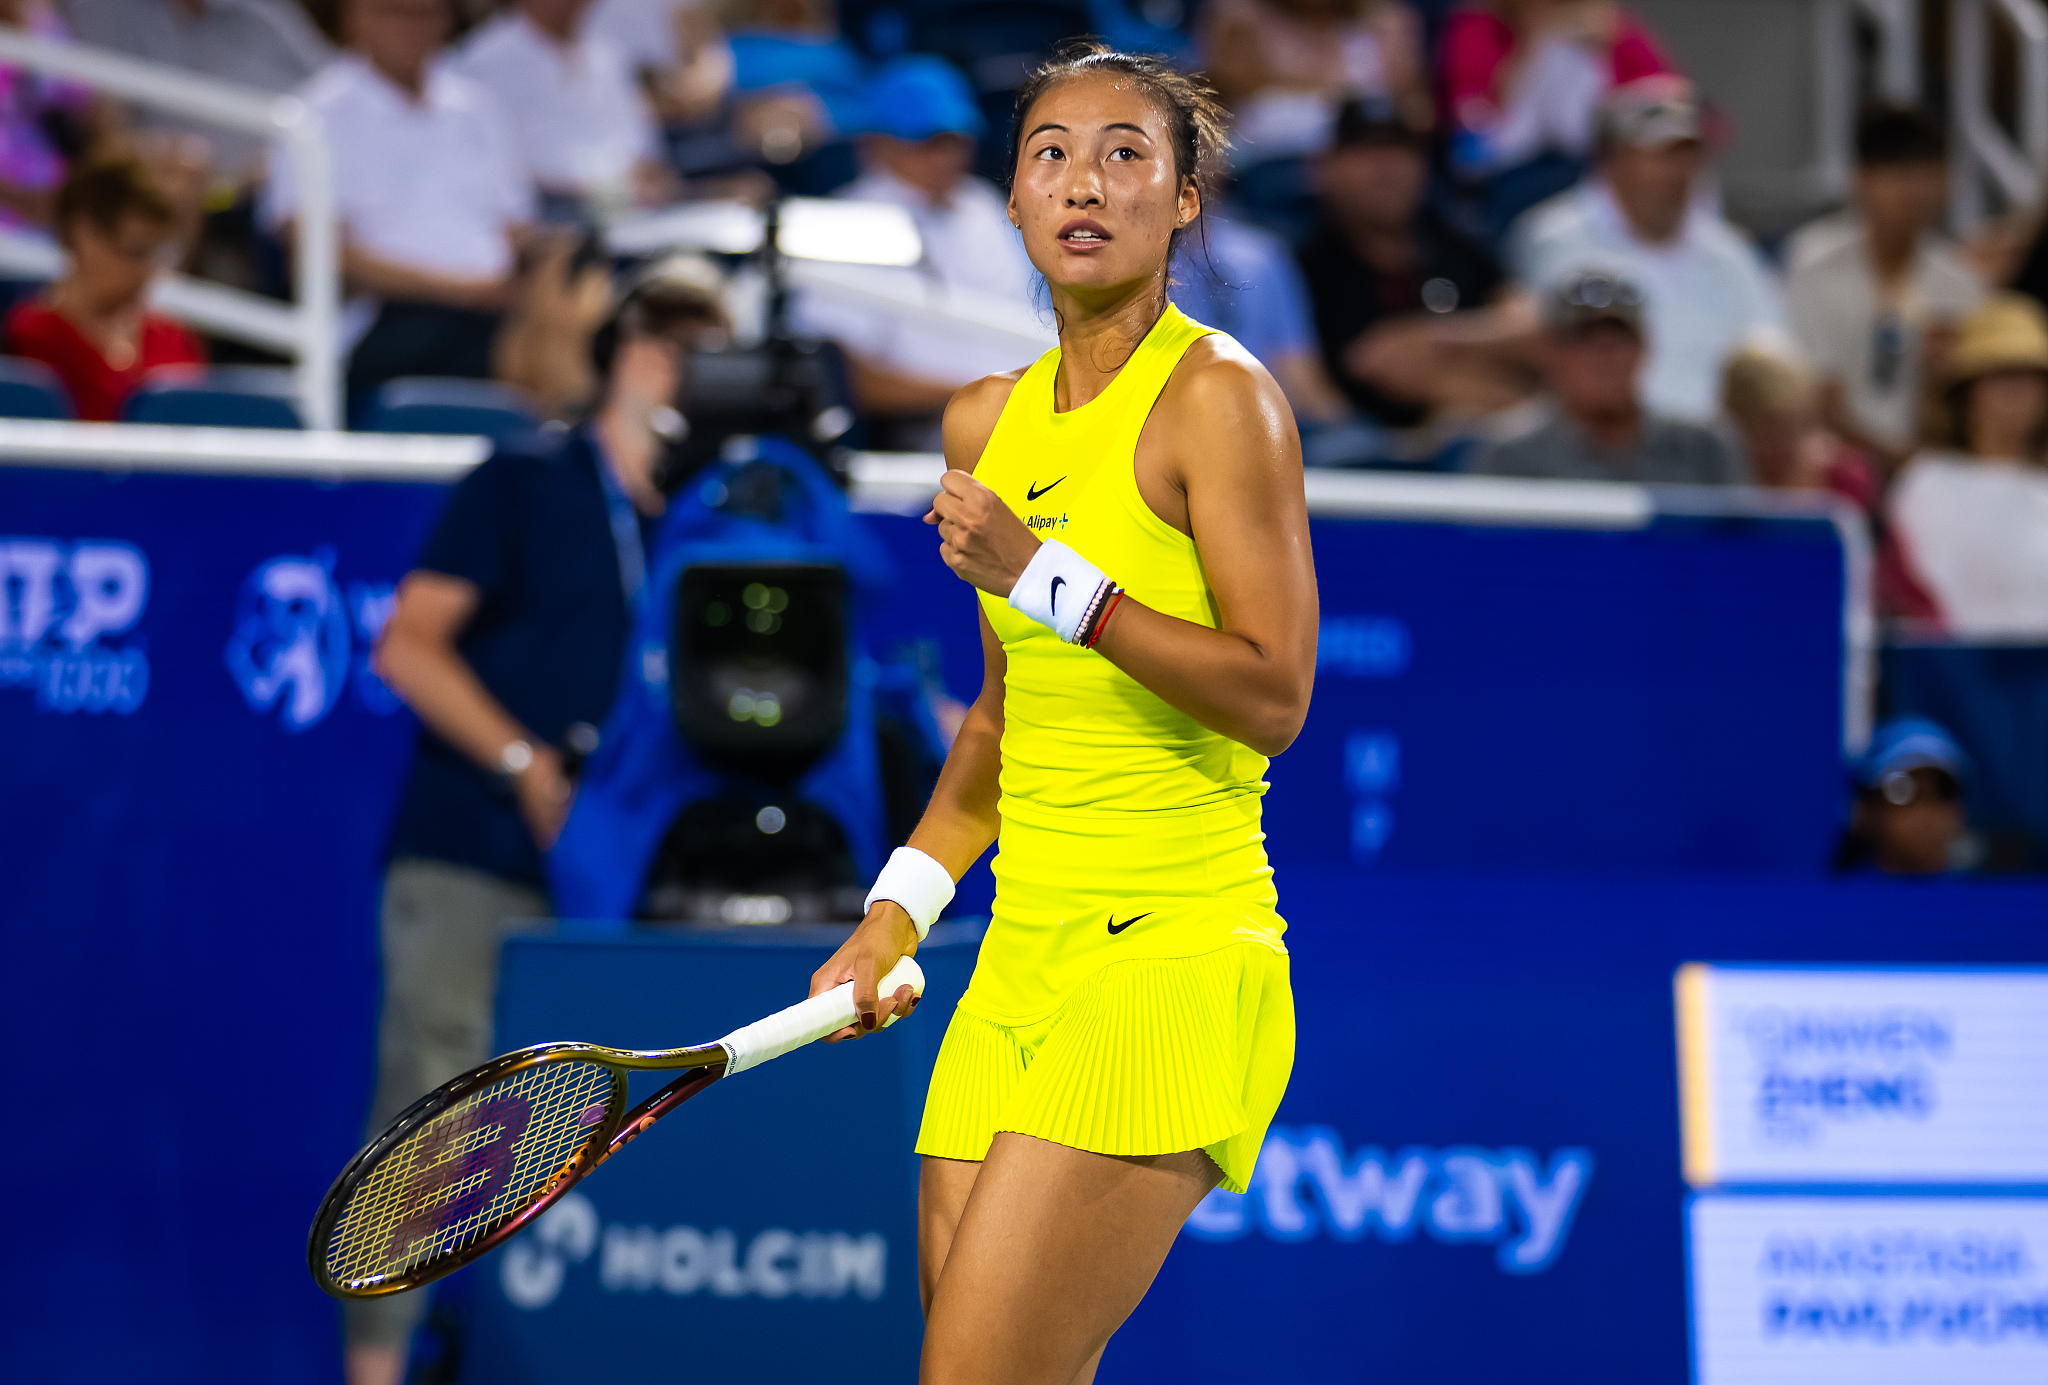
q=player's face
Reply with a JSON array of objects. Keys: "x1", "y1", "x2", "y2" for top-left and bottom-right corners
[{"x1": 1008, "y1": 73, "x2": 1198, "y2": 299}]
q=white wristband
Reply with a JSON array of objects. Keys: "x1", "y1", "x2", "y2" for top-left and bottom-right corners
[
  {"x1": 1007, "y1": 539, "x2": 1108, "y2": 643},
  {"x1": 863, "y1": 847, "x2": 955, "y2": 942}
]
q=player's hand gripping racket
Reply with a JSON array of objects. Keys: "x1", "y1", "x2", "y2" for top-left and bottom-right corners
[{"x1": 308, "y1": 956, "x2": 925, "y2": 1299}]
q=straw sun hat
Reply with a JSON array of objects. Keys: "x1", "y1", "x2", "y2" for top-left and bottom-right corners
[
  {"x1": 1942, "y1": 292, "x2": 2048, "y2": 386},
  {"x1": 1926, "y1": 292, "x2": 2048, "y2": 455}
]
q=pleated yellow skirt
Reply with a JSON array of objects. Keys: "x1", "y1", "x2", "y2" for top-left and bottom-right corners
[{"x1": 914, "y1": 941, "x2": 1294, "y2": 1194}]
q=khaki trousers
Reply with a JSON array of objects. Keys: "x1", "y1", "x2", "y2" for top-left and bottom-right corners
[{"x1": 343, "y1": 857, "x2": 550, "y2": 1348}]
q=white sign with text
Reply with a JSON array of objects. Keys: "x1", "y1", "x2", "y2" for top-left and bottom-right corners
[
  {"x1": 1690, "y1": 1194, "x2": 2048, "y2": 1384},
  {"x1": 1677, "y1": 967, "x2": 2048, "y2": 1186}
]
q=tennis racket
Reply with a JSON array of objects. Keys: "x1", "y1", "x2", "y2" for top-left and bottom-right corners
[{"x1": 308, "y1": 956, "x2": 925, "y2": 1300}]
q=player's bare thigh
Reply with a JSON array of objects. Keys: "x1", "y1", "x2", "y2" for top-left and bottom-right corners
[
  {"x1": 919, "y1": 1133, "x2": 1220, "y2": 1385},
  {"x1": 919, "y1": 1155, "x2": 981, "y2": 1313}
]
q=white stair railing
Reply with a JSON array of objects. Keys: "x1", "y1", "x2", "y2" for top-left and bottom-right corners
[
  {"x1": 0, "y1": 29, "x2": 338, "y2": 428},
  {"x1": 1815, "y1": 0, "x2": 1922, "y2": 201},
  {"x1": 1951, "y1": 0, "x2": 2048, "y2": 233}
]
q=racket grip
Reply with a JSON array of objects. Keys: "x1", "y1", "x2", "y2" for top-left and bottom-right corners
[{"x1": 717, "y1": 956, "x2": 927, "y2": 1077}]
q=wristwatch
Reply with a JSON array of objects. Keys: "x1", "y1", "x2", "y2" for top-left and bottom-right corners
[{"x1": 497, "y1": 738, "x2": 535, "y2": 780}]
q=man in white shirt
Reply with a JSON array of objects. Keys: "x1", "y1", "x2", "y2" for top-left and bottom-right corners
[
  {"x1": 1786, "y1": 106, "x2": 1983, "y2": 471},
  {"x1": 1509, "y1": 75, "x2": 1786, "y2": 423},
  {"x1": 264, "y1": 0, "x2": 534, "y2": 404},
  {"x1": 792, "y1": 56, "x2": 1040, "y2": 449},
  {"x1": 455, "y1": 0, "x2": 668, "y2": 215}
]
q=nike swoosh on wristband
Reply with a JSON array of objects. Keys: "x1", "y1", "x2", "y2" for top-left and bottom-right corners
[
  {"x1": 1026, "y1": 478, "x2": 1064, "y2": 501},
  {"x1": 1106, "y1": 912, "x2": 1151, "y2": 935},
  {"x1": 1050, "y1": 575, "x2": 1065, "y2": 613}
]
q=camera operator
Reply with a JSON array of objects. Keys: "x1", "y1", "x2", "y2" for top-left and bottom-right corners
[{"x1": 347, "y1": 258, "x2": 725, "y2": 1385}]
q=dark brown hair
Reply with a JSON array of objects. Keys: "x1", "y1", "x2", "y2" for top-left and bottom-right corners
[
  {"x1": 1008, "y1": 40, "x2": 1228, "y2": 263},
  {"x1": 56, "y1": 154, "x2": 177, "y2": 238},
  {"x1": 1856, "y1": 103, "x2": 1945, "y2": 167},
  {"x1": 1929, "y1": 373, "x2": 2048, "y2": 461},
  {"x1": 589, "y1": 265, "x2": 728, "y2": 377}
]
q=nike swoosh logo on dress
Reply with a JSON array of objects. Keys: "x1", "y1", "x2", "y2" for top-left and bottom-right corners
[
  {"x1": 1027, "y1": 478, "x2": 1064, "y2": 501},
  {"x1": 1106, "y1": 912, "x2": 1151, "y2": 934}
]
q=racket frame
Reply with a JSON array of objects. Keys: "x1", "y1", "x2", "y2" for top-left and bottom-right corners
[{"x1": 308, "y1": 1039, "x2": 728, "y2": 1299}]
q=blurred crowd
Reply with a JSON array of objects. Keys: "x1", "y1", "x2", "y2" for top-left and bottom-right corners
[{"x1": 0, "y1": 0, "x2": 2043, "y2": 872}]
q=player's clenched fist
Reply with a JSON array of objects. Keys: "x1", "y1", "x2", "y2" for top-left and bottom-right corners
[{"x1": 924, "y1": 468, "x2": 1040, "y2": 598}]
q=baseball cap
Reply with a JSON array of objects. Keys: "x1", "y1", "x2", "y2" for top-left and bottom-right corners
[
  {"x1": 1542, "y1": 269, "x2": 1647, "y2": 334},
  {"x1": 864, "y1": 55, "x2": 985, "y2": 142},
  {"x1": 1332, "y1": 95, "x2": 1426, "y2": 150},
  {"x1": 1858, "y1": 717, "x2": 1967, "y2": 791},
  {"x1": 1600, "y1": 75, "x2": 1702, "y2": 150}
]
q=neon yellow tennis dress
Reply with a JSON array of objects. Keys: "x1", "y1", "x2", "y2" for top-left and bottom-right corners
[{"x1": 914, "y1": 304, "x2": 1295, "y2": 1193}]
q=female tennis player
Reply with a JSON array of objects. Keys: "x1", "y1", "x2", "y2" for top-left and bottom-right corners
[{"x1": 811, "y1": 42, "x2": 1316, "y2": 1384}]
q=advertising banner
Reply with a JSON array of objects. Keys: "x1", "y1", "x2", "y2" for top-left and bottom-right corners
[
  {"x1": 459, "y1": 872, "x2": 2048, "y2": 1385},
  {"x1": 468, "y1": 928, "x2": 985, "y2": 1383},
  {"x1": 1678, "y1": 966, "x2": 2048, "y2": 1385},
  {"x1": 1690, "y1": 1194, "x2": 2048, "y2": 1383},
  {"x1": 0, "y1": 449, "x2": 2031, "y2": 1385},
  {"x1": 1677, "y1": 966, "x2": 2048, "y2": 1187},
  {"x1": 862, "y1": 505, "x2": 1855, "y2": 881}
]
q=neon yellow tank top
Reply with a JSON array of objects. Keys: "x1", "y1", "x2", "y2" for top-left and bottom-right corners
[
  {"x1": 975, "y1": 304, "x2": 1271, "y2": 813},
  {"x1": 961, "y1": 304, "x2": 1286, "y2": 1025}
]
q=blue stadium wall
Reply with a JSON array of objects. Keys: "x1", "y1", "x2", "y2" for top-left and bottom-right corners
[{"x1": 4, "y1": 459, "x2": 2042, "y2": 1383}]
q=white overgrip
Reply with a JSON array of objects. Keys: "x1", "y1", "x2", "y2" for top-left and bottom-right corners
[{"x1": 716, "y1": 956, "x2": 927, "y2": 1077}]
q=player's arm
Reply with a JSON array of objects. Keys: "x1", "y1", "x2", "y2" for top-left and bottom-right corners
[
  {"x1": 905, "y1": 607, "x2": 1007, "y2": 877},
  {"x1": 1092, "y1": 350, "x2": 1317, "y2": 755},
  {"x1": 810, "y1": 370, "x2": 1019, "y2": 1035},
  {"x1": 374, "y1": 571, "x2": 571, "y2": 847},
  {"x1": 927, "y1": 349, "x2": 1317, "y2": 756}
]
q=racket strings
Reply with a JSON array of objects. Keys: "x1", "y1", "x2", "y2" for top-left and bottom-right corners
[{"x1": 323, "y1": 1059, "x2": 615, "y2": 1289}]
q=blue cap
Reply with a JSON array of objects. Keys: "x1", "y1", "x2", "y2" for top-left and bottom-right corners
[
  {"x1": 1859, "y1": 717, "x2": 1967, "y2": 788},
  {"x1": 864, "y1": 56, "x2": 985, "y2": 142}
]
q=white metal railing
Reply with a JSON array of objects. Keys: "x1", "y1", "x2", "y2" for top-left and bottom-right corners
[
  {"x1": 606, "y1": 199, "x2": 1059, "y2": 359},
  {"x1": 1951, "y1": 0, "x2": 2048, "y2": 233},
  {"x1": 1859, "y1": 0, "x2": 1922, "y2": 100},
  {"x1": 0, "y1": 29, "x2": 338, "y2": 428},
  {"x1": 1815, "y1": 0, "x2": 1922, "y2": 198},
  {"x1": 0, "y1": 418, "x2": 481, "y2": 479}
]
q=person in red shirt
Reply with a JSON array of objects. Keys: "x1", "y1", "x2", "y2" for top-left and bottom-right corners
[
  {"x1": 1440, "y1": 1, "x2": 1675, "y2": 236},
  {"x1": 5, "y1": 152, "x2": 204, "y2": 421}
]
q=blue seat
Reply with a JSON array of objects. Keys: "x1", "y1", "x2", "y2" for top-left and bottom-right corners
[
  {"x1": 122, "y1": 366, "x2": 303, "y2": 429},
  {"x1": 363, "y1": 376, "x2": 539, "y2": 442},
  {"x1": 0, "y1": 355, "x2": 73, "y2": 419}
]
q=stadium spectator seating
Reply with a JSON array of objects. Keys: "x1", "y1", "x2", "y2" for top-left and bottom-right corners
[
  {"x1": 119, "y1": 365, "x2": 304, "y2": 429},
  {"x1": 360, "y1": 375, "x2": 540, "y2": 441},
  {"x1": 0, "y1": 355, "x2": 74, "y2": 419}
]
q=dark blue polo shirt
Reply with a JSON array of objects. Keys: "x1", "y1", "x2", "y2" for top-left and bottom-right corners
[{"x1": 386, "y1": 424, "x2": 656, "y2": 889}]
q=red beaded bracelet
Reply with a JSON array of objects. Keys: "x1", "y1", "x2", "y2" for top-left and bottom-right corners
[{"x1": 1083, "y1": 588, "x2": 1125, "y2": 649}]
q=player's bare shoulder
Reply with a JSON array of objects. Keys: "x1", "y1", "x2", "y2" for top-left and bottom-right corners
[
  {"x1": 1150, "y1": 334, "x2": 1298, "y2": 479},
  {"x1": 942, "y1": 367, "x2": 1030, "y2": 474}
]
